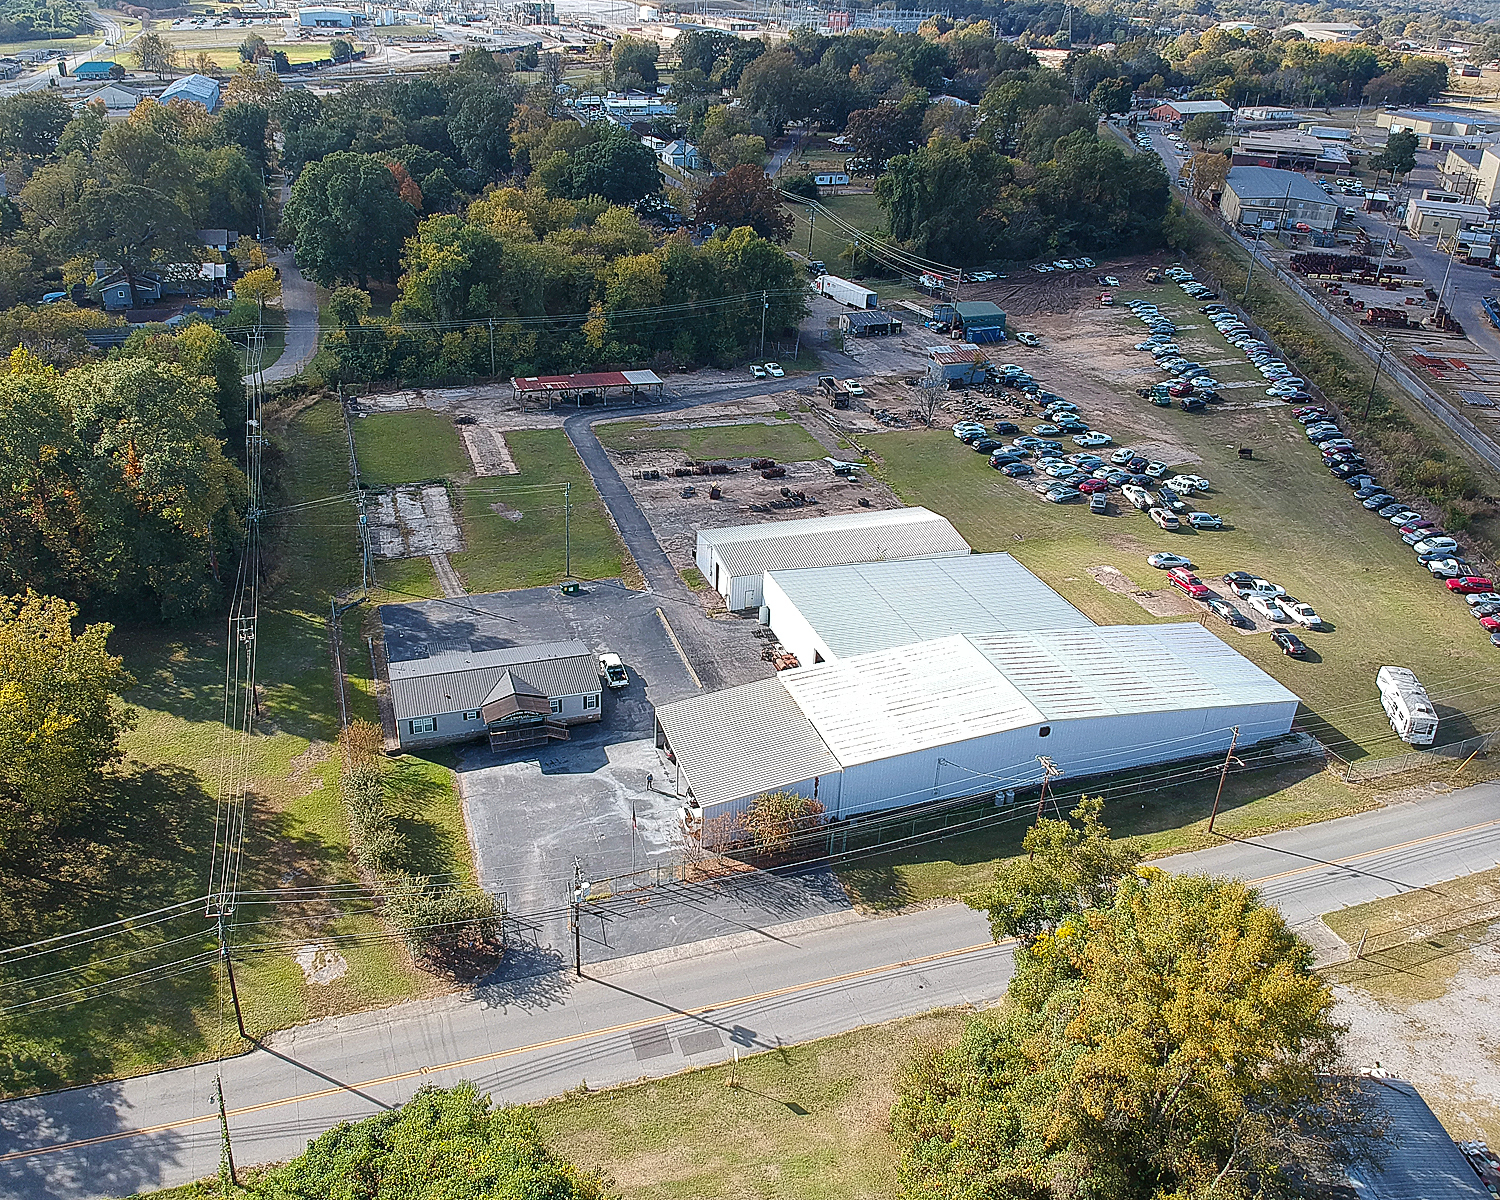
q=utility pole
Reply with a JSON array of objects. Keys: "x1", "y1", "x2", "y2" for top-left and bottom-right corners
[
  {"x1": 213, "y1": 1075, "x2": 238, "y2": 1191},
  {"x1": 1027, "y1": 755, "x2": 1064, "y2": 859},
  {"x1": 1206, "y1": 726, "x2": 1240, "y2": 835},
  {"x1": 217, "y1": 915, "x2": 248, "y2": 1040},
  {"x1": 488, "y1": 318, "x2": 495, "y2": 377},
  {"x1": 570, "y1": 858, "x2": 587, "y2": 976},
  {"x1": 1363, "y1": 336, "x2": 1391, "y2": 418},
  {"x1": 1242, "y1": 224, "x2": 1261, "y2": 303},
  {"x1": 807, "y1": 210, "x2": 814, "y2": 256},
  {"x1": 759, "y1": 290, "x2": 769, "y2": 360},
  {"x1": 563, "y1": 481, "x2": 572, "y2": 578}
]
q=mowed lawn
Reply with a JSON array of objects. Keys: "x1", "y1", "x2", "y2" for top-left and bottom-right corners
[
  {"x1": 352, "y1": 409, "x2": 472, "y2": 486},
  {"x1": 538, "y1": 1009, "x2": 968, "y2": 1200},
  {"x1": 597, "y1": 418, "x2": 827, "y2": 461}
]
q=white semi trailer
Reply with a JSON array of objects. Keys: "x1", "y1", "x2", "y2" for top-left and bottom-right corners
[
  {"x1": 815, "y1": 274, "x2": 877, "y2": 309},
  {"x1": 1377, "y1": 665, "x2": 1438, "y2": 746}
]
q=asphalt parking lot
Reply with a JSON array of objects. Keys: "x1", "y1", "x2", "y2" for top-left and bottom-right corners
[{"x1": 379, "y1": 583, "x2": 850, "y2": 972}]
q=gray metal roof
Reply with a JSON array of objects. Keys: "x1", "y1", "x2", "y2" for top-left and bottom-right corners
[
  {"x1": 767, "y1": 553, "x2": 1094, "y2": 659},
  {"x1": 966, "y1": 623, "x2": 1299, "y2": 719},
  {"x1": 698, "y1": 507, "x2": 970, "y2": 581},
  {"x1": 1225, "y1": 165, "x2": 1340, "y2": 206},
  {"x1": 844, "y1": 309, "x2": 900, "y2": 328},
  {"x1": 655, "y1": 677, "x2": 841, "y2": 808},
  {"x1": 387, "y1": 640, "x2": 597, "y2": 720},
  {"x1": 1347, "y1": 1076, "x2": 1490, "y2": 1200}
]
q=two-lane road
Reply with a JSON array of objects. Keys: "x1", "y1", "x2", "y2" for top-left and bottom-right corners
[{"x1": 3, "y1": 782, "x2": 1499, "y2": 1198}]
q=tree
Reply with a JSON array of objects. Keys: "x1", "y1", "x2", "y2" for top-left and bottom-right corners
[
  {"x1": 1370, "y1": 128, "x2": 1417, "y2": 180},
  {"x1": 331, "y1": 37, "x2": 354, "y2": 64},
  {"x1": 845, "y1": 95, "x2": 926, "y2": 164},
  {"x1": 555, "y1": 125, "x2": 660, "y2": 204},
  {"x1": 966, "y1": 797, "x2": 1141, "y2": 944},
  {"x1": 395, "y1": 214, "x2": 505, "y2": 323},
  {"x1": 0, "y1": 592, "x2": 135, "y2": 847},
  {"x1": 133, "y1": 32, "x2": 178, "y2": 78},
  {"x1": 326, "y1": 285, "x2": 372, "y2": 328},
  {"x1": 611, "y1": 35, "x2": 659, "y2": 86},
  {"x1": 1184, "y1": 149, "x2": 1229, "y2": 199},
  {"x1": 0, "y1": 92, "x2": 71, "y2": 158},
  {"x1": 49, "y1": 180, "x2": 204, "y2": 307},
  {"x1": 895, "y1": 868, "x2": 1387, "y2": 1200},
  {"x1": 445, "y1": 80, "x2": 514, "y2": 176},
  {"x1": 250, "y1": 1085, "x2": 606, "y2": 1198},
  {"x1": 695, "y1": 164, "x2": 791, "y2": 242},
  {"x1": 1089, "y1": 75, "x2": 1134, "y2": 115},
  {"x1": 781, "y1": 172, "x2": 819, "y2": 199},
  {"x1": 1182, "y1": 111, "x2": 1227, "y2": 147},
  {"x1": 282, "y1": 151, "x2": 418, "y2": 287},
  {"x1": 271, "y1": 49, "x2": 290, "y2": 73},
  {"x1": 235, "y1": 265, "x2": 281, "y2": 318},
  {"x1": 915, "y1": 379, "x2": 945, "y2": 426},
  {"x1": 741, "y1": 790, "x2": 825, "y2": 855},
  {"x1": 238, "y1": 32, "x2": 268, "y2": 62},
  {"x1": 878, "y1": 135, "x2": 1002, "y2": 263}
]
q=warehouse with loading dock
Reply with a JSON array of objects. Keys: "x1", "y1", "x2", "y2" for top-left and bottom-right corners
[
  {"x1": 693, "y1": 507, "x2": 971, "y2": 611},
  {"x1": 654, "y1": 622, "x2": 1299, "y2": 824}
]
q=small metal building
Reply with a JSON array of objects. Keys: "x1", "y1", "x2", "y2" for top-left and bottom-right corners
[
  {"x1": 655, "y1": 623, "x2": 1299, "y2": 822},
  {"x1": 927, "y1": 346, "x2": 987, "y2": 383},
  {"x1": 839, "y1": 309, "x2": 902, "y2": 337},
  {"x1": 762, "y1": 554, "x2": 1094, "y2": 666},
  {"x1": 694, "y1": 507, "x2": 970, "y2": 612},
  {"x1": 953, "y1": 301, "x2": 1006, "y2": 343}
]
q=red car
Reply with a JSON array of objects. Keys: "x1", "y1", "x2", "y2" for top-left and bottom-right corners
[
  {"x1": 1480, "y1": 615, "x2": 1500, "y2": 633},
  {"x1": 1168, "y1": 381, "x2": 1194, "y2": 397},
  {"x1": 1167, "y1": 567, "x2": 1212, "y2": 599},
  {"x1": 1077, "y1": 479, "x2": 1108, "y2": 493},
  {"x1": 1447, "y1": 576, "x2": 1495, "y2": 594}
]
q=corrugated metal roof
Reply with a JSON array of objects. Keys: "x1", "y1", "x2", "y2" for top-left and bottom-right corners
[
  {"x1": 955, "y1": 301, "x2": 1006, "y2": 323},
  {"x1": 387, "y1": 640, "x2": 597, "y2": 720},
  {"x1": 160, "y1": 73, "x2": 219, "y2": 110},
  {"x1": 965, "y1": 624, "x2": 1299, "y2": 719},
  {"x1": 655, "y1": 678, "x2": 840, "y2": 808},
  {"x1": 1225, "y1": 165, "x2": 1338, "y2": 206},
  {"x1": 779, "y1": 637, "x2": 1044, "y2": 768},
  {"x1": 844, "y1": 309, "x2": 899, "y2": 328},
  {"x1": 767, "y1": 554, "x2": 1093, "y2": 659},
  {"x1": 698, "y1": 507, "x2": 970, "y2": 580}
]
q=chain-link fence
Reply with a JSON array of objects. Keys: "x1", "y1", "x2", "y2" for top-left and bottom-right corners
[{"x1": 1325, "y1": 730, "x2": 1499, "y2": 783}]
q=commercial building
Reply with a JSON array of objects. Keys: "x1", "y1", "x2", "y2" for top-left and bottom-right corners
[
  {"x1": 1378, "y1": 108, "x2": 1500, "y2": 150},
  {"x1": 762, "y1": 554, "x2": 1094, "y2": 666},
  {"x1": 298, "y1": 5, "x2": 356, "y2": 25},
  {"x1": 71, "y1": 60, "x2": 118, "y2": 80},
  {"x1": 1279, "y1": 21, "x2": 1361, "y2": 41},
  {"x1": 1235, "y1": 106, "x2": 1300, "y2": 124},
  {"x1": 1150, "y1": 99, "x2": 1231, "y2": 122},
  {"x1": 1474, "y1": 145, "x2": 1500, "y2": 204},
  {"x1": 1442, "y1": 146, "x2": 1483, "y2": 194},
  {"x1": 76, "y1": 82, "x2": 140, "y2": 112},
  {"x1": 1232, "y1": 129, "x2": 1349, "y2": 172},
  {"x1": 694, "y1": 507, "x2": 970, "y2": 612},
  {"x1": 1404, "y1": 189, "x2": 1489, "y2": 237},
  {"x1": 926, "y1": 345, "x2": 989, "y2": 384},
  {"x1": 953, "y1": 300, "x2": 1007, "y2": 342},
  {"x1": 1220, "y1": 165, "x2": 1340, "y2": 231},
  {"x1": 159, "y1": 73, "x2": 220, "y2": 113},
  {"x1": 839, "y1": 308, "x2": 902, "y2": 337},
  {"x1": 655, "y1": 623, "x2": 1299, "y2": 822},
  {"x1": 385, "y1": 640, "x2": 602, "y2": 751}
]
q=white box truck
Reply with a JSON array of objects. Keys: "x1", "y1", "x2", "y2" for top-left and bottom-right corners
[
  {"x1": 815, "y1": 274, "x2": 877, "y2": 309},
  {"x1": 1377, "y1": 666, "x2": 1438, "y2": 746}
]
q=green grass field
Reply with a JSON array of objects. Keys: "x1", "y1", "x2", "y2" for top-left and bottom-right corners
[
  {"x1": 453, "y1": 429, "x2": 627, "y2": 590},
  {"x1": 352, "y1": 409, "x2": 472, "y2": 487},
  {"x1": 596, "y1": 419, "x2": 827, "y2": 462},
  {"x1": 538, "y1": 1009, "x2": 968, "y2": 1200},
  {"x1": 0, "y1": 399, "x2": 471, "y2": 1098}
]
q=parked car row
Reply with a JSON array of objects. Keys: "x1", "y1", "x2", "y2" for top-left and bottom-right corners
[
  {"x1": 1031, "y1": 256, "x2": 1096, "y2": 273},
  {"x1": 1291, "y1": 403, "x2": 1499, "y2": 647},
  {"x1": 749, "y1": 362, "x2": 784, "y2": 380},
  {"x1": 1124, "y1": 300, "x2": 1221, "y2": 411}
]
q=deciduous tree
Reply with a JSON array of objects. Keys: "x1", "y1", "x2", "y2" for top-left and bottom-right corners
[
  {"x1": 695, "y1": 163, "x2": 791, "y2": 242},
  {"x1": 610, "y1": 35, "x2": 659, "y2": 86},
  {"x1": 0, "y1": 91, "x2": 71, "y2": 158},
  {"x1": 742, "y1": 790, "x2": 825, "y2": 855},
  {"x1": 133, "y1": 31, "x2": 178, "y2": 77},
  {"x1": 234, "y1": 265, "x2": 280, "y2": 318},
  {"x1": 282, "y1": 151, "x2": 417, "y2": 287},
  {"x1": 0, "y1": 592, "x2": 135, "y2": 847},
  {"x1": 1183, "y1": 111, "x2": 1227, "y2": 147}
]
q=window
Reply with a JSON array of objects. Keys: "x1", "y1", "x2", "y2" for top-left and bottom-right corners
[
  {"x1": 1038, "y1": 725, "x2": 1051, "y2": 737},
  {"x1": 462, "y1": 710, "x2": 480, "y2": 722},
  {"x1": 584, "y1": 693, "x2": 599, "y2": 710},
  {"x1": 409, "y1": 717, "x2": 437, "y2": 735},
  {"x1": 550, "y1": 698, "x2": 563, "y2": 715}
]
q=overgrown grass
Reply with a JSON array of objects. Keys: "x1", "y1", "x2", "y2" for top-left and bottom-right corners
[
  {"x1": 1182, "y1": 205, "x2": 1494, "y2": 535},
  {"x1": 0, "y1": 399, "x2": 471, "y2": 1098},
  {"x1": 350, "y1": 409, "x2": 472, "y2": 487},
  {"x1": 596, "y1": 419, "x2": 827, "y2": 461},
  {"x1": 451, "y1": 429, "x2": 628, "y2": 590},
  {"x1": 538, "y1": 1008, "x2": 968, "y2": 1200}
]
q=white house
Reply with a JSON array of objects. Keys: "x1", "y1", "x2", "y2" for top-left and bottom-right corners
[{"x1": 655, "y1": 138, "x2": 702, "y2": 170}]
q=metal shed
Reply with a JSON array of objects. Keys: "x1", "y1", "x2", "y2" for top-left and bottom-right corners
[
  {"x1": 762, "y1": 553, "x2": 1094, "y2": 666},
  {"x1": 953, "y1": 301, "x2": 1006, "y2": 343},
  {"x1": 693, "y1": 507, "x2": 971, "y2": 612},
  {"x1": 839, "y1": 309, "x2": 903, "y2": 337}
]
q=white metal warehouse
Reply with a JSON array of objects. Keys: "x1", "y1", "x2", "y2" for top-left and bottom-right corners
[
  {"x1": 762, "y1": 554, "x2": 1094, "y2": 665},
  {"x1": 693, "y1": 507, "x2": 970, "y2": 611},
  {"x1": 654, "y1": 624, "x2": 1299, "y2": 822}
]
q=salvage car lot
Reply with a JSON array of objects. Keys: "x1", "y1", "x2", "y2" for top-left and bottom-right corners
[{"x1": 867, "y1": 285, "x2": 1500, "y2": 759}]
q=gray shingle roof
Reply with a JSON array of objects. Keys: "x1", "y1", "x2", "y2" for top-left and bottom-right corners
[
  {"x1": 1347, "y1": 1076, "x2": 1490, "y2": 1200},
  {"x1": 387, "y1": 640, "x2": 597, "y2": 720}
]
